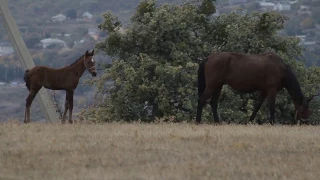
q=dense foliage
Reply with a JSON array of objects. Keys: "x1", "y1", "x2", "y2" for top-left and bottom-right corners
[{"x1": 79, "y1": 0, "x2": 320, "y2": 124}]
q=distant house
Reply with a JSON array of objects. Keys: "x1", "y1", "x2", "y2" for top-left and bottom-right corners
[
  {"x1": 298, "y1": 5, "x2": 312, "y2": 16},
  {"x1": 52, "y1": 14, "x2": 67, "y2": 22},
  {"x1": 295, "y1": 35, "x2": 317, "y2": 50},
  {"x1": 40, "y1": 38, "x2": 67, "y2": 49},
  {"x1": 0, "y1": 44, "x2": 14, "y2": 56},
  {"x1": 82, "y1": 11, "x2": 93, "y2": 20},
  {"x1": 259, "y1": 2, "x2": 275, "y2": 11},
  {"x1": 88, "y1": 28, "x2": 100, "y2": 40},
  {"x1": 289, "y1": 0, "x2": 299, "y2": 4},
  {"x1": 10, "y1": 81, "x2": 18, "y2": 87},
  {"x1": 295, "y1": 35, "x2": 307, "y2": 42},
  {"x1": 275, "y1": 2, "x2": 291, "y2": 11},
  {"x1": 228, "y1": 0, "x2": 248, "y2": 5}
]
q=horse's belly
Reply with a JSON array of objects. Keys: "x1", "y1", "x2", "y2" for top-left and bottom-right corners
[{"x1": 226, "y1": 81, "x2": 260, "y2": 93}]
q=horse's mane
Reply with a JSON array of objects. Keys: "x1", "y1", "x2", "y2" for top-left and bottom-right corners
[
  {"x1": 284, "y1": 65, "x2": 304, "y2": 105},
  {"x1": 69, "y1": 54, "x2": 85, "y2": 67}
]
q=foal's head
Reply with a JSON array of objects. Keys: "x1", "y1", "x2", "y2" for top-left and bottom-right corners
[{"x1": 83, "y1": 50, "x2": 97, "y2": 77}]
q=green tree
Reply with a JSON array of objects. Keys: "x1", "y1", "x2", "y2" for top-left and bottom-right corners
[{"x1": 82, "y1": 0, "x2": 320, "y2": 124}]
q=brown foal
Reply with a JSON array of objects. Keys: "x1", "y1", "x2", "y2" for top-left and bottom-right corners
[{"x1": 23, "y1": 50, "x2": 97, "y2": 123}]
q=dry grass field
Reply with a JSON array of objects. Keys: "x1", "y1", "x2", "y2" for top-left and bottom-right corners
[{"x1": 0, "y1": 121, "x2": 320, "y2": 180}]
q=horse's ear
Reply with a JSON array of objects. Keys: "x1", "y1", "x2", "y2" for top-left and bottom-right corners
[
  {"x1": 85, "y1": 50, "x2": 89, "y2": 56},
  {"x1": 91, "y1": 50, "x2": 95, "y2": 55}
]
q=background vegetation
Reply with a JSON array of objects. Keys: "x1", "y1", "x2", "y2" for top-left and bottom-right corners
[
  {"x1": 1, "y1": 0, "x2": 320, "y2": 123},
  {"x1": 78, "y1": 0, "x2": 320, "y2": 125}
]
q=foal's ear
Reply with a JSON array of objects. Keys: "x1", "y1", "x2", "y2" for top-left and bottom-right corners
[
  {"x1": 91, "y1": 49, "x2": 95, "y2": 55},
  {"x1": 85, "y1": 50, "x2": 89, "y2": 56}
]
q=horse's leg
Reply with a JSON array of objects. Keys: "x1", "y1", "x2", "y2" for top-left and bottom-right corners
[
  {"x1": 67, "y1": 90, "x2": 74, "y2": 124},
  {"x1": 196, "y1": 87, "x2": 214, "y2": 124},
  {"x1": 266, "y1": 88, "x2": 277, "y2": 125},
  {"x1": 248, "y1": 91, "x2": 267, "y2": 124},
  {"x1": 24, "y1": 88, "x2": 40, "y2": 123},
  {"x1": 209, "y1": 85, "x2": 223, "y2": 124},
  {"x1": 61, "y1": 91, "x2": 69, "y2": 124}
]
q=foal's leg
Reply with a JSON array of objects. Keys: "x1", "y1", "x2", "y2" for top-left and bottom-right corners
[
  {"x1": 266, "y1": 88, "x2": 277, "y2": 125},
  {"x1": 209, "y1": 85, "x2": 223, "y2": 124},
  {"x1": 247, "y1": 91, "x2": 267, "y2": 124},
  {"x1": 196, "y1": 87, "x2": 213, "y2": 124},
  {"x1": 67, "y1": 90, "x2": 74, "y2": 124},
  {"x1": 61, "y1": 91, "x2": 69, "y2": 124},
  {"x1": 24, "y1": 87, "x2": 41, "y2": 123}
]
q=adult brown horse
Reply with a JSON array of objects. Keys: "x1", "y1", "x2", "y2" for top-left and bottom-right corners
[
  {"x1": 196, "y1": 52, "x2": 318, "y2": 125},
  {"x1": 23, "y1": 50, "x2": 97, "y2": 124}
]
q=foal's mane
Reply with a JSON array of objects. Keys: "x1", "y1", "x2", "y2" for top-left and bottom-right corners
[{"x1": 68, "y1": 54, "x2": 85, "y2": 67}]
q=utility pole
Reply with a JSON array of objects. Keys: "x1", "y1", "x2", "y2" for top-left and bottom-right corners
[{"x1": 0, "y1": 0, "x2": 60, "y2": 123}]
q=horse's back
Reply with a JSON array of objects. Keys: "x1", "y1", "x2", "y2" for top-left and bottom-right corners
[
  {"x1": 28, "y1": 65, "x2": 66, "y2": 76},
  {"x1": 205, "y1": 52, "x2": 286, "y2": 92},
  {"x1": 25, "y1": 65, "x2": 68, "y2": 90},
  {"x1": 207, "y1": 52, "x2": 286, "y2": 74}
]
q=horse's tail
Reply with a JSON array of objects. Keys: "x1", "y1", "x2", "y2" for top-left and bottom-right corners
[
  {"x1": 197, "y1": 58, "x2": 208, "y2": 97},
  {"x1": 23, "y1": 69, "x2": 30, "y2": 91}
]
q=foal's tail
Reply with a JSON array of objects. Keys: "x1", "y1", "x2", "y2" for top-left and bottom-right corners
[
  {"x1": 197, "y1": 58, "x2": 207, "y2": 97},
  {"x1": 23, "y1": 70, "x2": 30, "y2": 91}
]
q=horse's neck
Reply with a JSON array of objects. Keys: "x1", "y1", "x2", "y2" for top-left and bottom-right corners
[
  {"x1": 69, "y1": 58, "x2": 86, "y2": 78},
  {"x1": 284, "y1": 68, "x2": 304, "y2": 107},
  {"x1": 286, "y1": 86, "x2": 304, "y2": 107}
]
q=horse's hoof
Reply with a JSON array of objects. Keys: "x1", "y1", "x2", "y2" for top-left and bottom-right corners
[{"x1": 68, "y1": 120, "x2": 73, "y2": 124}]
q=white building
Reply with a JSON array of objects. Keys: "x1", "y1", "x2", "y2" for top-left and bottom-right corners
[
  {"x1": 274, "y1": 2, "x2": 291, "y2": 11},
  {"x1": 0, "y1": 45, "x2": 14, "y2": 56},
  {"x1": 259, "y1": 2, "x2": 276, "y2": 11},
  {"x1": 82, "y1": 11, "x2": 93, "y2": 19},
  {"x1": 52, "y1": 14, "x2": 67, "y2": 22},
  {"x1": 40, "y1": 38, "x2": 67, "y2": 49},
  {"x1": 298, "y1": 5, "x2": 312, "y2": 15},
  {"x1": 229, "y1": 0, "x2": 248, "y2": 5}
]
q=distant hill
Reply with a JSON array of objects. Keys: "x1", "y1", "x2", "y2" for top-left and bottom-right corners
[{"x1": 9, "y1": 0, "x2": 178, "y2": 25}]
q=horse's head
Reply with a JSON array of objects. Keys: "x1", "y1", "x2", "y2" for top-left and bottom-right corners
[
  {"x1": 84, "y1": 50, "x2": 97, "y2": 77},
  {"x1": 295, "y1": 94, "x2": 320, "y2": 124}
]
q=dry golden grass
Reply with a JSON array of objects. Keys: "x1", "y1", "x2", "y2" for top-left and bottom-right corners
[{"x1": 0, "y1": 121, "x2": 320, "y2": 180}]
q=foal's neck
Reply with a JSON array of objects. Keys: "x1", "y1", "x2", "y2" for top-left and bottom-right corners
[{"x1": 69, "y1": 57, "x2": 86, "y2": 78}]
